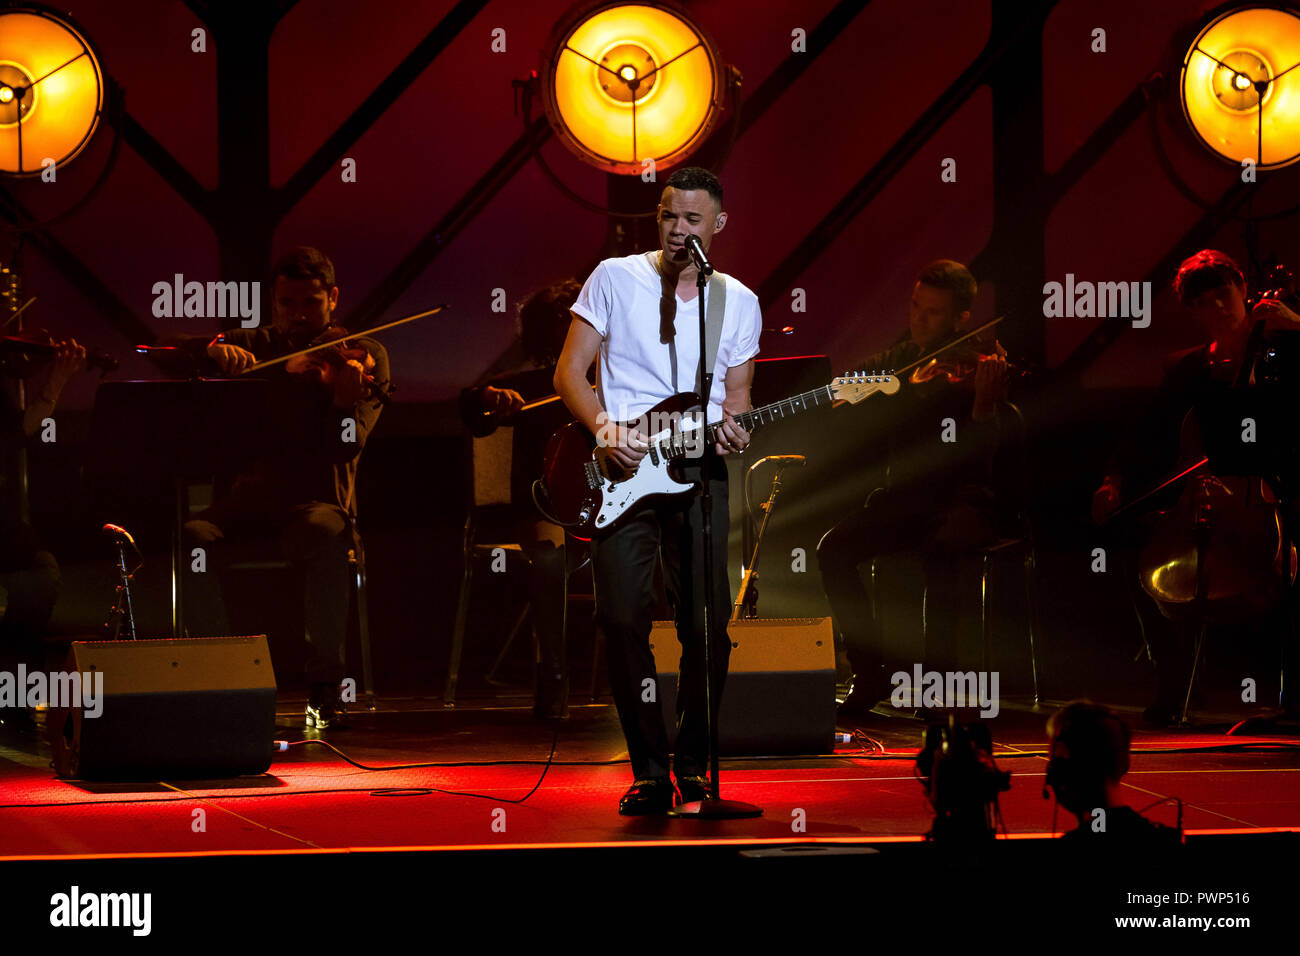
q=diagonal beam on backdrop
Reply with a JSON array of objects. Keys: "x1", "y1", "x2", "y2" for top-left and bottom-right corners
[
  {"x1": 1, "y1": 0, "x2": 481, "y2": 338},
  {"x1": 709, "y1": 0, "x2": 871, "y2": 148},
  {"x1": 967, "y1": 84, "x2": 1150, "y2": 285},
  {"x1": 342, "y1": 115, "x2": 554, "y2": 330},
  {"x1": 1050, "y1": 181, "x2": 1257, "y2": 381},
  {"x1": 114, "y1": 109, "x2": 213, "y2": 222},
  {"x1": 0, "y1": 191, "x2": 157, "y2": 345},
  {"x1": 755, "y1": 8, "x2": 1044, "y2": 310},
  {"x1": 273, "y1": 0, "x2": 491, "y2": 219}
]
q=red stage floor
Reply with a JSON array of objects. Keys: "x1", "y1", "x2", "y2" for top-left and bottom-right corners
[{"x1": 3, "y1": 698, "x2": 1298, "y2": 858}]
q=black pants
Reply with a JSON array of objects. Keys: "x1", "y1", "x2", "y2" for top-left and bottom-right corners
[
  {"x1": 817, "y1": 490, "x2": 995, "y2": 698},
  {"x1": 591, "y1": 460, "x2": 731, "y2": 781},
  {"x1": 185, "y1": 496, "x2": 352, "y2": 686}
]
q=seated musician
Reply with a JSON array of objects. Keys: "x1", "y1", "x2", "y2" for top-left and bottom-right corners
[
  {"x1": 458, "y1": 279, "x2": 582, "y2": 720},
  {"x1": 1092, "y1": 249, "x2": 1300, "y2": 724},
  {"x1": 0, "y1": 337, "x2": 85, "y2": 733},
  {"x1": 176, "y1": 246, "x2": 389, "y2": 730},
  {"x1": 817, "y1": 260, "x2": 1009, "y2": 717}
]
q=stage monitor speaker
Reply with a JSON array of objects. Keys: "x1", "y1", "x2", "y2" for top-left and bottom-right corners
[
  {"x1": 49, "y1": 635, "x2": 277, "y2": 780},
  {"x1": 650, "y1": 617, "x2": 836, "y2": 756}
]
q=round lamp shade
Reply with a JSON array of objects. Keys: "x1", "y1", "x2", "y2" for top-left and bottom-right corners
[
  {"x1": 1180, "y1": 5, "x2": 1300, "y2": 169},
  {"x1": 0, "y1": 7, "x2": 104, "y2": 176},
  {"x1": 542, "y1": 2, "x2": 725, "y2": 174}
]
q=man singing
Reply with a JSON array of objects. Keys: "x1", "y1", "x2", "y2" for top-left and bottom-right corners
[{"x1": 553, "y1": 167, "x2": 761, "y2": 814}]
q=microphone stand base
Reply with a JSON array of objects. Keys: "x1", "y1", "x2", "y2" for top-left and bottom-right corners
[{"x1": 668, "y1": 798, "x2": 763, "y2": 819}]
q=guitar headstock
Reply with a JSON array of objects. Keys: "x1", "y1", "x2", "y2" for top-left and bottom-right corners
[{"x1": 830, "y1": 371, "x2": 900, "y2": 405}]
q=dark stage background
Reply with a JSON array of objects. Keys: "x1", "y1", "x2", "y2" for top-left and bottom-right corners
[{"x1": 4, "y1": 0, "x2": 1297, "y2": 705}]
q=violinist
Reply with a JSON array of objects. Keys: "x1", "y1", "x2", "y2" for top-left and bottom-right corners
[
  {"x1": 173, "y1": 246, "x2": 389, "y2": 730},
  {"x1": 1093, "y1": 249, "x2": 1300, "y2": 725},
  {"x1": 1, "y1": 331, "x2": 85, "y2": 733},
  {"x1": 817, "y1": 260, "x2": 1009, "y2": 717}
]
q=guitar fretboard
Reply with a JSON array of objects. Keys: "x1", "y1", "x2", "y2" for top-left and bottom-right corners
[
  {"x1": 705, "y1": 386, "x2": 835, "y2": 441},
  {"x1": 649, "y1": 386, "x2": 835, "y2": 465}
]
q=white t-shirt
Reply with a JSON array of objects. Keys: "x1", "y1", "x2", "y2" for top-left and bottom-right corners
[{"x1": 570, "y1": 252, "x2": 762, "y2": 423}]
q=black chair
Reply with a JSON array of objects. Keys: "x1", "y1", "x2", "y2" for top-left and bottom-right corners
[
  {"x1": 443, "y1": 425, "x2": 592, "y2": 707},
  {"x1": 868, "y1": 401, "x2": 1043, "y2": 706}
]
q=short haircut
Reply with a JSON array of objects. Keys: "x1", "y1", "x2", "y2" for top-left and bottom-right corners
[
  {"x1": 272, "y1": 246, "x2": 336, "y2": 289},
  {"x1": 519, "y1": 278, "x2": 581, "y2": 365},
  {"x1": 1048, "y1": 700, "x2": 1131, "y2": 784},
  {"x1": 917, "y1": 259, "x2": 977, "y2": 314},
  {"x1": 1174, "y1": 249, "x2": 1244, "y2": 306},
  {"x1": 665, "y1": 166, "x2": 723, "y2": 205}
]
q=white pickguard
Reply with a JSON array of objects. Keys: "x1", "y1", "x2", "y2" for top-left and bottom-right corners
[{"x1": 591, "y1": 416, "x2": 702, "y2": 530}]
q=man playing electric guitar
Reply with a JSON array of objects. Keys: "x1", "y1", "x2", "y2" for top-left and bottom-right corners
[{"x1": 552, "y1": 167, "x2": 761, "y2": 814}]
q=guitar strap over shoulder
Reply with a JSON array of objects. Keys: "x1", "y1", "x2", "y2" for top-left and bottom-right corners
[{"x1": 700, "y1": 273, "x2": 726, "y2": 400}]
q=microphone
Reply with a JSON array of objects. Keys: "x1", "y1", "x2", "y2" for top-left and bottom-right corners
[
  {"x1": 102, "y1": 523, "x2": 136, "y2": 547},
  {"x1": 685, "y1": 234, "x2": 714, "y2": 277},
  {"x1": 747, "y1": 455, "x2": 806, "y2": 478}
]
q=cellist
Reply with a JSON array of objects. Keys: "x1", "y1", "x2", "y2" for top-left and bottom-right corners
[{"x1": 1093, "y1": 249, "x2": 1300, "y2": 725}]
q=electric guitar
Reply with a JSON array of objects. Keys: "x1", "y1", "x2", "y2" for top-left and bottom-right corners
[{"x1": 536, "y1": 373, "x2": 899, "y2": 536}]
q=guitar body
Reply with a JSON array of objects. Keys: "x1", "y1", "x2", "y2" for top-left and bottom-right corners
[{"x1": 540, "y1": 392, "x2": 703, "y2": 537}]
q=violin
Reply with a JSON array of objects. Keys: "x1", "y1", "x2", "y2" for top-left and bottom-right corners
[
  {"x1": 908, "y1": 336, "x2": 1012, "y2": 386},
  {"x1": 0, "y1": 328, "x2": 118, "y2": 378},
  {"x1": 901, "y1": 314, "x2": 1026, "y2": 400},
  {"x1": 1, "y1": 266, "x2": 117, "y2": 378},
  {"x1": 279, "y1": 325, "x2": 392, "y2": 406}
]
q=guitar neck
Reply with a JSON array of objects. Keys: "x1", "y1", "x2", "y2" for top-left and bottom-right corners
[{"x1": 699, "y1": 385, "x2": 834, "y2": 447}]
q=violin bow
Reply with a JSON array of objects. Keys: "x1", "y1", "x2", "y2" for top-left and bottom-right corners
[
  {"x1": 234, "y1": 303, "x2": 448, "y2": 373},
  {"x1": 0, "y1": 296, "x2": 37, "y2": 332},
  {"x1": 892, "y1": 314, "x2": 1007, "y2": 379}
]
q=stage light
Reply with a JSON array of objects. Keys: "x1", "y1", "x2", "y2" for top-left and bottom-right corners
[
  {"x1": 1180, "y1": 5, "x2": 1300, "y2": 169},
  {"x1": 0, "y1": 5, "x2": 104, "y2": 177},
  {"x1": 541, "y1": 2, "x2": 726, "y2": 175}
]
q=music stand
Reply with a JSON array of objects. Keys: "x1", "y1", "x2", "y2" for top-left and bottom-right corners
[{"x1": 89, "y1": 378, "x2": 270, "y2": 638}]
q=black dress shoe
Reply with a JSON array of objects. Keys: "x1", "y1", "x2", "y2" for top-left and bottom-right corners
[
  {"x1": 306, "y1": 683, "x2": 350, "y2": 730},
  {"x1": 837, "y1": 687, "x2": 883, "y2": 719},
  {"x1": 676, "y1": 775, "x2": 712, "y2": 804},
  {"x1": 618, "y1": 778, "x2": 677, "y2": 815},
  {"x1": 305, "y1": 701, "x2": 350, "y2": 730}
]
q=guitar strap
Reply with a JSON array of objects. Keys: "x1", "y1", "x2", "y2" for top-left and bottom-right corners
[{"x1": 700, "y1": 273, "x2": 726, "y2": 402}]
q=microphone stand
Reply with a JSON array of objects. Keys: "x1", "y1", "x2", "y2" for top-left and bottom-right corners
[{"x1": 669, "y1": 250, "x2": 762, "y2": 820}]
